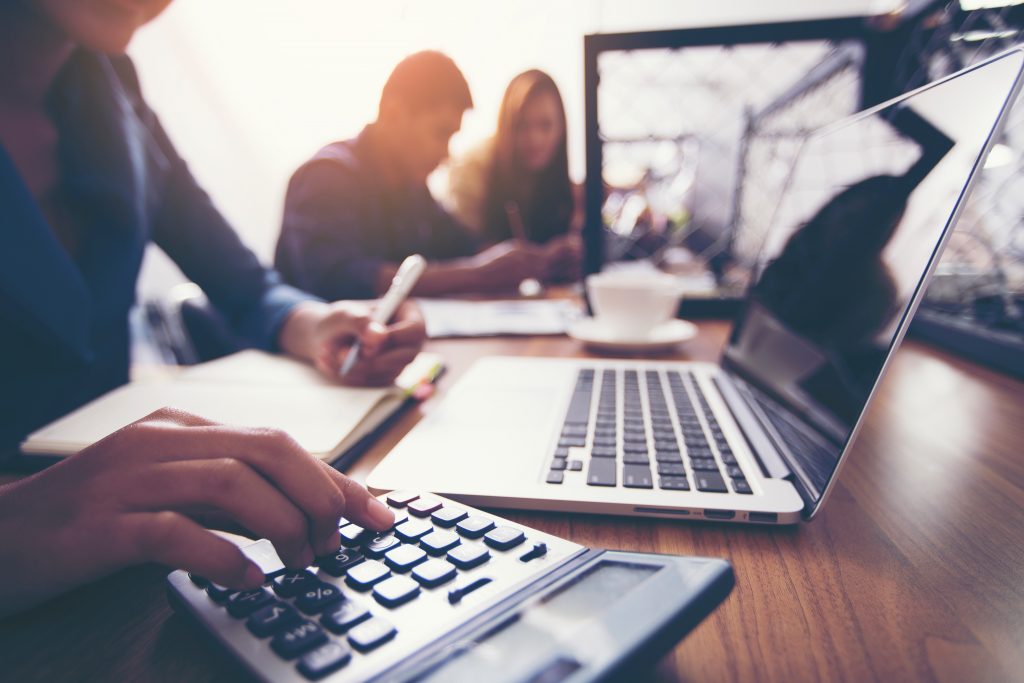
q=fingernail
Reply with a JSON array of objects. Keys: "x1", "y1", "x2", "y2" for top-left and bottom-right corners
[
  {"x1": 366, "y1": 497, "x2": 395, "y2": 529},
  {"x1": 243, "y1": 563, "x2": 265, "y2": 589}
]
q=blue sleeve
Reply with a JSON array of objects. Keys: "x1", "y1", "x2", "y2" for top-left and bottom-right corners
[
  {"x1": 275, "y1": 160, "x2": 383, "y2": 300},
  {"x1": 134, "y1": 107, "x2": 317, "y2": 350}
]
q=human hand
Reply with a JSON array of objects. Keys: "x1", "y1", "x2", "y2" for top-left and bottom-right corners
[
  {"x1": 540, "y1": 234, "x2": 583, "y2": 283},
  {"x1": 0, "y1": 408, "x2": 394, "y2": 616},
  {"x1": 472, "y1": 240, "x2": 544, "y2": 291},
  {"x1": 280, "y1": 300, "x2": 426, "y2": 386}
]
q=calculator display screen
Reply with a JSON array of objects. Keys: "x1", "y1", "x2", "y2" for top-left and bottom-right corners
[{"x1": 416, "y1": 561, "x2": 660, "y2": 683}]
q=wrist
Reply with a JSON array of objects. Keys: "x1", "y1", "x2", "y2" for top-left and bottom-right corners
[{"x1": 277, "y1": 300, "x2": 328, "y2": 361}]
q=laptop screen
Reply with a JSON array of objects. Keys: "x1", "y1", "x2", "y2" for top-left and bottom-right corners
[{"x1": 721, "y1": 51, "x2": 1024, "y2": 512}]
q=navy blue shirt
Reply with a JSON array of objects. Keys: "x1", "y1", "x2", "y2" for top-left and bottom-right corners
[
  {"x1": 275, "y1": 127, "x2": 479, "y2": 300},
  {"x1": 0, "y1": 51, "x2": 314, "y2": 452}
]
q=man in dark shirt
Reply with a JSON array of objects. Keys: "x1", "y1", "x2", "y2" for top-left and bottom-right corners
[{"x1": 275, "y1": 51, "x2": 546, "y2": 299}]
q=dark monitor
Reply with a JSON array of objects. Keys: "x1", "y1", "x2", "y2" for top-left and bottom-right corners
[{"x1": 721, "y1": 50, "x2": 1024, "y2": 515}]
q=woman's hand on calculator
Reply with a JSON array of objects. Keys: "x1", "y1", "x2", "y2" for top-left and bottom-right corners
[{"x1": 0, "y1": 408, "x2": 394, "y2": 616}]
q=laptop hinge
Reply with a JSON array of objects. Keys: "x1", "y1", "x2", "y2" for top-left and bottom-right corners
[{"x1": 713, "y1": 374, "x2": 791, "y2": 480}]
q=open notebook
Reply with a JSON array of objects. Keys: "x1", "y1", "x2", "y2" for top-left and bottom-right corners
[{"x1": 21, "y1": 350, "x2": 443, "y2": 464}]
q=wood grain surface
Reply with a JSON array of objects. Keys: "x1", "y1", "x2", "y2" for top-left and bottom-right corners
[{"x1": 1, "y1": 321, "x2": 1021, "y2": 683}]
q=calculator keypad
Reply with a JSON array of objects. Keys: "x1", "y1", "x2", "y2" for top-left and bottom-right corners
[{"x1": 170, "y1": 492, "x2": 584, "y2": 682}]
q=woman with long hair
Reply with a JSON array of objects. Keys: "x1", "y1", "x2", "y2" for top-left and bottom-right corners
[{"x1": 448, "y1": 69, "x2": 582, "y2": 281}]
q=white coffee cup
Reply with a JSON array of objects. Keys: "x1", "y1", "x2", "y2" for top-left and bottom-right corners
[{"x1": 585, "y1": 270, "x2": 684, "y2": 338}]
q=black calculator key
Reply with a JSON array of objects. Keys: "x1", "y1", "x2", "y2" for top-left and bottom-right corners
[
  {"x1": 189, "y1": 573, "x2": 209, "y2": 588},
  {"x1": 274, "y1": 570, "x2": 317, "y2": 598},
  {"x1": 384, "y1": 544, "x2": 428, "y2": 572},
  {"x1": 622, "y1": 465, "x2": 653, "y2": 489},
  {"x1": 385, "y1": 491, "x2": 419, "y2": 508},
  {"x1": 388, "y1": 512, "x2": 408, "y2": 529},
  {"x1": 340, "y1": 524, "x2": 371, "y2": 547},
  {"x1": 455, "y1": 516, "x2": 495, "y2": 539},
  {"x1": 568, "y1": 460, "x2": 583, "y2": 471},
  {"x1": 587, "y1": 458, "x2": 616, "y2": 487},
  {"x1": 420, "y1": 529, "x2": 461, "y2": 556},
  {"x1": 518, "y1": 543, "x2": 548, "y2": 563},
  {"x1": 407, "y1": 497, "x2": 443, "y2": 518},
  {"x1": 363, "y1": 534, "x2": 401, "y2": 559},
  {"x1": 345, "y1": 560, "x2": 391, "y2": 591},
  {"x1": 297, "y1": 641, "x2": 351, "y2": 680},
  {"x1": 295, "y1": 582, "x2": 344, "y2": 614},
  {"x1": 447, "y1": 544, "x2": 490, "y2": 570},
  {"x1": 732, "y1": 478, "x2": 753, "y2": 494},
  {"x1": 248, "y1": 602, "x2": 300, "y2": 637},
  {"x1": 483, "y1": 526, "x2": 526, "y2": 551},
  {"x1": 320, "y1": 602, "x2": 370, "y2": 634},
  {"x1": 372, "y1": 575, "x2": 421, "y2": 608},
  {"x1": 658, "y1": 462, "x2": 686, "y2": 476},
  {"x1": 226, "y1": 588, "x2": 274, "y2": 617},
  {"x1": 394, "y1": 519, "x2": 433, "y2": 542},
  {"x1": 347, "y1": 618, "x2": 397, "y2": 653},
  {"x1": 206, "y1": 582, "x2": 236, "y2": 603},
  {"x1": 431, "y1": 507, "x2": 468, "y2": 528},
  {"x1": 546, "y1": 470, "x2": 564, "y2": 484},
  {"x1": 271, "y1": 621, "x2": 328, "y2": 660},
  {"x1": 317, "y1": 548, "x2": 365, "y2": 577},
  {"x1": 695, "y1": 471, "x2": 729, "y2": 493},
  {"x1": 411, "y1": 559, "x2": 457, "y2": 588},
  {"x1": 659, "y1": 476, "x2": 690, "y2": 491}
]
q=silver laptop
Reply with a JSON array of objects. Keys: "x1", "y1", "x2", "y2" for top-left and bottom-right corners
[{"x1": 368, "y1": 50, "x2": 1024, "y2": 525}]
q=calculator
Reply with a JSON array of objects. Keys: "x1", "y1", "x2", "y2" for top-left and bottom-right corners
[{"x1": 167, "y1": 492, "x2": 733, "y2": 682}]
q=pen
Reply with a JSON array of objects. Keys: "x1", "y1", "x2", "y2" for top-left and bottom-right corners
[{"x1": 340, "y1": 253, "x2": 427, "y2": 377}]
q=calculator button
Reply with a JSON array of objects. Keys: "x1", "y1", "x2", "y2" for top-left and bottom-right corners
[
  {"x1": 385, "y1": 491, "x2": 419, "y2": 508},
  {"x1": 320, "y1": 602, "x2": 371, "y2": 634},
  {"x1": 430, "y1": 506, "x2": 468, "y2": 528},
  {"x1": 345, "y1": 560, "x2": 391, "y2": 591},
  {"x1": 411, "y1": 559, "x2": 456, "y2": 588},
  {"x1": 270, "y1": 621, "x2": 328, "y2": 659},
  {"x1": 340, "y1": 524, "x2": 371, "y2": 547},
  {"x1": 384, "y1": 544, "x2": 428, "y2": 572},
  {"x1": 273, "y1": 570, "x2": 317, "y2": 598},
  {"x1": 420, "y1": 530, "x2": 461, "y2": 556},
  {"x1": 317, "y1": 548, "x2": 365, "y2": 577},
  {"x1": 455, "y1": 516, "x2": 495, "y2": 539},
  {"x1": 447, "y1": 576, "x2": 493, "y2": 604},
  {"x1": 519, "y1": 543, "x2": 548, "y2": 563},
  {"x1": 240, "y1": 538, "x2": 286, "y2": 578},
  {"x1": 206, "y1": 582, "x2": 237, "y2": 603},
  {"x1": 189, "y1": 573, "x2": 209, "y2": 588},
  {"x1": 295, "y1": 582, "x2": 345, "y2": 614},
  {"x1": 407, "y1": 497, "x2": 443, "y2": 517},
  {"x1": 226, "y1": 588, "x2": 274, "y2": 617},
  {"x1": 483, "y1": 526, "x2": 526, "y2": 551},
  {"x1": 394, "y1": 519, "x2": 432, "y2": 543},
  {"x1": 446, "y1": 544, "x2": 490, "y2": 570},
  {"x1": 389, "y1": 512, "x2": 409, "y2": 529},
  {"x1": 372, "y1": 575, "x2": 421, "y2": 608},
  {"x1": 362, "y1": 533, "x2": 401, "y2": 559},
  {"x1": 347, "y1": 618, "x2": 397, "y2": 653},
  {"x1": 297, "y1": 641, "x2": 351, "y2": 680},
  {"x1": 247, "y1": 602, "x2": 300, "y2": 637}
]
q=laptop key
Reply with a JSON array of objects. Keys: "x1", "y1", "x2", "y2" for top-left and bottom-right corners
[
  {"x1": 726, "y1": 465, "x2": 744, "y2": 479},
  {"x1": 690, "y1": 458, "x2": 719, "y2": 471},
  {"x1": 695, "y1": 472, "x2": 729, "y2": 493},
  {"x1": 659, "y1": 476, "x2": 690, "y2": 491},
  {"x1": 587, "y1": 458, "x2": 617, "y2": 487},
  {"x1": 558, "y1": 436, "x2": 586, "y2": 448},
  {"x1": 623, "y1": 452, "x2": 650, "y2": 465},
  {"x1": 720, "y1": 452, "x2": 739, "y2": 465},
  {"x1": 568, "y1": 460, "x2": 583, "y2": 471},
  {"x1": 553, "y1": 447, "x2": 570, "y2": 459},
  {"x1": 732, "y1": 478, "x2": 753, "y2": 494},
  {"x1": 546, "y1": 470, "x2": 564, "y2": 484},
  {"x1": 593, "y1": 436, "x2": 617, "y2": 448},
  {"x1": 550, "y1": 458, "x2": 567, "y2": 471},
  {"x1": 657, "y1": 462, "x2": 686, "y2": 476},
  {"x1": 655, "y1": 451, "x2": 683, "y2": 464},
  {"x1": 622, "y1": 465, "x2": 653, "y2": 489},
  {"x1": 591, "y1": 446, "x2": 617, "y2": 459}
]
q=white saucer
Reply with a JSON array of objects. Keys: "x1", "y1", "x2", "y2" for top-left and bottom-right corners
[{"x1": 568, "y1": 318, "x2": 698, "y2": 352}]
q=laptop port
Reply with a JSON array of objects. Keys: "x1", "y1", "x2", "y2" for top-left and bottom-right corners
[
  {"x1": 703, "y1": 509, "x2": 736, "y2": 520},
  {"x1": 748, "y1": 512, "x2": 778, "y2": 524}
]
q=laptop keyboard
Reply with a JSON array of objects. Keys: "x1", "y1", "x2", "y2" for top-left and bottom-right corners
[{"x1": 546, "y1": 368, "x2": 752, "y2": 495}]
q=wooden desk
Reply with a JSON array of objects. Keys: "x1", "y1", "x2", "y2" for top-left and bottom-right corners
[{"x1": 2, "y1": 323, "x2": 1022, "y2": 682}]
